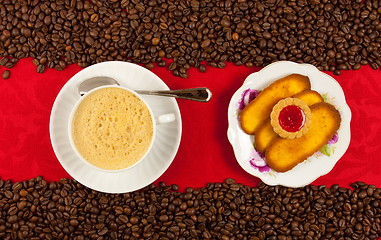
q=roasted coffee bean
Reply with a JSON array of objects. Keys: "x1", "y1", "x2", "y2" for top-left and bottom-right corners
[
  {"x1": 169, "y1": 62, "x2": 177, "y2": 71},
  {"x1": 195, "y1": 62, "x2": 204, "y2": 72},
  {"x1": 2, "y1": 70, "x2": 10, "y2": 79},
  {"x1": 19, "y1": 189, "x2": 28, "y2": 197},
  {"x1": 145, "y1": 63, "x2": 154, "y2": 70},
  {"x1": 370, "y1": 63, "x2": 379, "y2": 70},
  {"x1": 0, "y1": 58, "x2": 8, "y2": 66},
  {"x1": 334, "y1": 70, "x2": 342, "y2": 75},
  {"x1": 353, "y1": 63, "x2": 361, "y2": 70},
  {"x1": 151, "y1": 38, "x2": 160, "y2": 46},
  {"x1": 0, "y1": 1, "x2": 380, "y2": 77},
  {"x1": 37, "y1": 65, "x2": 45, "y2": 74},
  {"x1": 5, "y1": 62, "x2": 14, "y2": 69}
]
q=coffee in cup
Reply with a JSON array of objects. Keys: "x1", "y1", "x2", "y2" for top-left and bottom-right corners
[{"x1": 70, "y1": 86, "x2": 155, "y2": 171}]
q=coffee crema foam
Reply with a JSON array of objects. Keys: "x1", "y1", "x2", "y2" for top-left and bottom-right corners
[{"x1": 71, "y1": 87, "x2": 153, "y2": 170}]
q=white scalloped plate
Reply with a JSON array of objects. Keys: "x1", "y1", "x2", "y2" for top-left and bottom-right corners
[
  {"x1": 50, "y1": 61, "x2": 182, "y2": 193},
  {"x1": 227, "y1": 61, "x2": 351, "y2": 187}
]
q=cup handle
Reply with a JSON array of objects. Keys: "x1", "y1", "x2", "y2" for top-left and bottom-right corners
[{"x1": 155, "y1": 114, "x2": 176, "y2": 124}]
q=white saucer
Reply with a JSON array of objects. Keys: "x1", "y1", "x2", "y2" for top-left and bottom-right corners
[
  {"x1": 227, "y1": 61, "x2": 351, "y2": 187},
  {"x1": 50, "y1": 61, "x2": 182, "y2": 193}
]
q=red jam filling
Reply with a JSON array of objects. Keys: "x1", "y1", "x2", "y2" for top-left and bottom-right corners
[{"x1": 278, "y1": 105, "x2": 305, "y2": 132}]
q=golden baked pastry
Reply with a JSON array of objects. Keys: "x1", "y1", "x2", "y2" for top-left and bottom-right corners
[
  {"x1": 254, "y1": 118, "x2": 275, "y2": 153},
  {"x1": 265, "y1": 102, "x2": 341, "y2": 173},
  {"x1": 239, "y1": 74, "x2": 311, "y2": 135},
  {"x1": 270, "y1": 98, "x2": 312, "y2": 139},
  {"x1": 293, "y1": 90, "x2": 324, "y2": 106},
  {"x1": 255, "y1": 90, "x2": 324, "y2": 153}
]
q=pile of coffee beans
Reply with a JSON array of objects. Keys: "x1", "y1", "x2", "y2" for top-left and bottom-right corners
[
  {"x1": 0, "y1": 0, "x2": 381, "y2": 78},
  {"x1": 0, "y1": 177, "x2": 380, "y2": 239}
]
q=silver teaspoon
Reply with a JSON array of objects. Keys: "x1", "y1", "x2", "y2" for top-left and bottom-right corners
[{"x1": 78, "y1": 76, "x2": 212, "y2": 102}]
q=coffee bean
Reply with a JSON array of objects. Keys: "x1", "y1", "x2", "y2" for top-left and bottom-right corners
[
  {"x1": 217, "y1": 62, "x2": 225, "y2": 69},
  {"x1": 334, "y1": 70, "x2": 341, "y2": 75},
  {"x1": 130, "y1": 216, "x2": 139, "y2": 224},
  {"x1": 263, "y1": 32, "x2": 272, "y2": 39},
  {"x1": 275, "y1": 42, "x2": 285, "y2": 50},
  {"x1": 0, "y1": 58, "x2": 8, "y2": 66},
  {"x1": 2, "y1": 70, "x2": 10, "y2": 79},
  {"x1": 157, "y1": 60, "x2": 165, "y2": 67},
  {"x1": 221, "y1": 19, "x2": 231, "y2": 27},
  {"x1": 145, "y1": 63, "x2": 154, "y2": 70},
  {"x1": 353, "y1": 63, "x2": 361, "y2": 70},
  {"x1": 232, "y1": 33, "x2": 239, "y2": 41},
  {"x1": 201, "y1": 39, "x2": 211, "y2": 49},
  {"x1": 199, "y1": 64, "x2": 206, "y2": 73},
  {"x1": 17, "y1": 200, "x2": 27, "y2": 210},
  {"x1": 5, "y1": 62, "x2": 14, "y2": 69},
  {"x1": 169, "y1": 62, "x2": 177, "y2": 71},
  {"x1": 19, "y1": 189, "x2": 28, "y2": 197},
  {"x1": 370, "y1": 63, "x2": 379, "y2": 70},
  {"x1": 151, "y1": 38, "x2": 160, "y2": 46},
  {"x1": 85, "y1": 36, "x2": 95, "y2": 46},
  {"x1": 159, "y1": 214, "x2": 169, "y2": 222},
  {"x1": 8, "y1": 215, "x2": 18, "y2": 224},
  {"x1": 37, "y1": 65, "x2": 45, "y2": 73}
]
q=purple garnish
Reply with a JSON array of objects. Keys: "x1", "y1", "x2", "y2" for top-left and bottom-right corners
[
  {"x1": 250, "y1": 160, "x2": 271, "y2": 172},
  {"x1": 238, "y1": 89, "x2": 260, "y2": 110},
  {"x1": 328, "y1": 133, "x2": 339, "y2": 145},
  {"x1": 249, "y1": 150, "x2": 270, "y2": 172}
]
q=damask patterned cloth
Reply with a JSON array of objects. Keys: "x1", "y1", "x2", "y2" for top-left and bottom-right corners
[{"x1": 0, "y1": 58, "x2": 380, "y2": 189}]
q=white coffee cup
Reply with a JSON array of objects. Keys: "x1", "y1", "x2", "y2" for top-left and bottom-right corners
[{"x1": 68, "y1": 85, "x2": 175, "y2": 172}]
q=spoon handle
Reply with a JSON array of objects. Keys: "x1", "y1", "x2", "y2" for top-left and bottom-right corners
[{"x1": 135, "y1": 88, "x2": 212, "y2": 102}]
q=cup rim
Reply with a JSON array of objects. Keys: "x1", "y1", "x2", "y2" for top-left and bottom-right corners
[{"x1": 68, "y1": 85, "x2": 156, "y2": 173}]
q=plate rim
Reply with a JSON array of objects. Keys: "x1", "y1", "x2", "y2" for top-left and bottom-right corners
[
  {"x1": 227, "y1": 61, "x2": 352, "y2": 187},
  {"x1": 49, "y1": 61, "x2": 182, "y2": 193}
]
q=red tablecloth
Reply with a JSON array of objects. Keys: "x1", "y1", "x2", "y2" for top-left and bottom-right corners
[{"x1": 1, "y1": 58, "x2": 381, "y2": 190}]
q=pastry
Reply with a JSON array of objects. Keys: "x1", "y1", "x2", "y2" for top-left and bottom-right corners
[
  {"x1": 254, "y1": 90, "x2": 324, "y2": 153},
  {"x1": 270, "y1": 98, "x2": 312, "y2": 139},
  {"x1": 292, "y1": 90, "x2": 324, "y2": 106},
  {"x1": 239, "y1": 74, "x2": 311, "y2": 135},
  {"x1": 265, "y1": 102, "x2": 341, "y2": 172}
]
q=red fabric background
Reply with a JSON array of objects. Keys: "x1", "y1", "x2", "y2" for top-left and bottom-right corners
[{"x1": 0, "y1": 58, "x2": 381, "y2": 191}]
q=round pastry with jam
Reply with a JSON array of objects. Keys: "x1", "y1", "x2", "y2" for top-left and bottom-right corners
[{"x1": 270, "y1": 98, "x2": 312, "y2": 139}]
